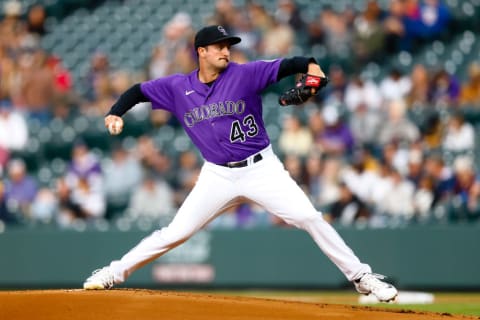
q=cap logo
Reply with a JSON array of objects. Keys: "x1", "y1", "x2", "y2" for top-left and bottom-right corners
[{"x1": 217, "y1": 26, "x2": 228, "y2": 36}]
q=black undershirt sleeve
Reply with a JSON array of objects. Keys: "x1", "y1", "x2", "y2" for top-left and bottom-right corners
[
  {"x1": 107, "y1": 83, "x2": 150, "y2": 117},
  {"x1": 276, "y1": 56, "x2": 318, "y2": 81}
]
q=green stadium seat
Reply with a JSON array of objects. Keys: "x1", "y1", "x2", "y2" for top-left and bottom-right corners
[
  {"x1": 35, "y1": 164, "x2": 54, "y2": 187},
  {"x1": 10, "y1": 137, "x2": 43, "y2": 174},
  {"x1": 81, "y1": 119, "x2": 112, "y2": 153}
]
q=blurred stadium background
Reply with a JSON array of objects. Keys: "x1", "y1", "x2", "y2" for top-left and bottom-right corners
[{"x1": 0, "y1": 0, "x2": 479, "y2": 294}]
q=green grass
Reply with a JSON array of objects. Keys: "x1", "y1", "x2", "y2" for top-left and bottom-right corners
[
  {"x1": 196, "y1": 290, "x2": 480, "y2": 317},
  {"x1": 373, "y1": 302, "x2": 480, "y2": 317},
  {"x1": 377, "y1": 293, "x2": 480, "y2": 317}
]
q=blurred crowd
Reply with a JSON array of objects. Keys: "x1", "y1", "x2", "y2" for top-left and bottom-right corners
[{"x1": 1, "y1": 0, "x2": 480, "y2": 230}]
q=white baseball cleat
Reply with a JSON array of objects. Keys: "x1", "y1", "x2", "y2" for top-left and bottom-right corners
[
  {"x1": 83, "y1": 267, "x2": 115, "y2": 290},
  {"x1": 354, "y1": 273, "x2": 398, "y2": 302}
]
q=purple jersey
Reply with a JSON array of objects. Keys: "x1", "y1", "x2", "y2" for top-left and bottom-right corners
[{"x1": 141, "y1": 60, "x2": 282, "y2": 164}]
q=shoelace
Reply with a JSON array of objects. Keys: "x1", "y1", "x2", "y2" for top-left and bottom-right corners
[{"x1": 359, "y1": 273, "x2": 391, "y2": 290}]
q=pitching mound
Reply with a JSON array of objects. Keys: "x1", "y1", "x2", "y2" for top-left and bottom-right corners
[{"x1": 0, "y1": 289, "x2": 474, "y2": 320}]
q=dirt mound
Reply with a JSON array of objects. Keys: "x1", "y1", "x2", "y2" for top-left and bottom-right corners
[{"x1": 0, "y1": 289, "x2": 474, "y2": 320}]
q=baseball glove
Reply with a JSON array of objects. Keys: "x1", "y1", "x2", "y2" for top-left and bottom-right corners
[{"x1": 279, "y1": 74, "x2": 329, "y2": 106}]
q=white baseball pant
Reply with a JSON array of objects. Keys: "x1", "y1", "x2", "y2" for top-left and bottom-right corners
[{"x1": 109, "y1": 145, "x2": 371, "y2": 283}]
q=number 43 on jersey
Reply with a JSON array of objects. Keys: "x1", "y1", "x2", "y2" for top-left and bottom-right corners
[{"x1": 230, "y1": 114, "x2": 258, "y2": 143}]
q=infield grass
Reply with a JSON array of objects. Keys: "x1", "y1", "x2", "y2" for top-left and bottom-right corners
[{"x1": 200, "y1": 290, "x2": 480, "y2": 317}]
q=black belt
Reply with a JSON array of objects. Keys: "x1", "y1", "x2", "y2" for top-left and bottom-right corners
[{"x1": 220, "y1": 153, "x2": 263, "y2": 168}]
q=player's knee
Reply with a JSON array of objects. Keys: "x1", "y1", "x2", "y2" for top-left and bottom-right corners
[{"x1": 157, "y1": 226, "x2": 195, "y2": 246}]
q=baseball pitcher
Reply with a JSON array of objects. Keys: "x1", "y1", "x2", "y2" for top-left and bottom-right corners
[{"x1": 84, "y1": 25, "x2": 397, "y2": 302}]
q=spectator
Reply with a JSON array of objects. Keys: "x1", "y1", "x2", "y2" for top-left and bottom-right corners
[
  {"x1": 412, "y1": 175, "x2": 434, "y2": 221},
  {"x1": 317, "y1": 105, "x2": 354, "y2": 157},
  {"x1": 30, "y1": 187, "x2": 57, "y2": 224},
  {"x1": 148, "y1": 45, "x2": 170, "y2": 80},
  {"x1": 0, "y1": 1, "x2": 24, "y2": 39},
  {"x1": 378, "y1": 168, "x2": 415, "y2": 221},
  {"x1": 19, "y1": 48, "x2": 55, "y2": 124},
  {"x1": 56, "y1": 177, "x2": 82, "y2": 225},
  {"x1": 173, "y1": 150, "x2": 200, "y2": 206},
  {"x1": 381, "y1": 141, "x2": 410, "y2": 175},
  {"x1": 304, "y1": 151, "x2": 323, "y2": 206},
  {"x1": 65, "y1": 140, "x2": 103, "y2": 190},
  {"x1": 449, "y1": 155, "x2": 480, "y2": 222},
  {"x1": 459, "y1": 62, "x2": 480, "y2": 106},
  {"x1": 127, "y1": 175, "x2": 175, "y2": 221},
  {"x1": 316, "y1": 156, "x2": 342, "y2": 208},
  {"x1": 274, "y1": 0, "x2": 306, "y2": 32},
  {"x1": 0, "y1": 180, "x2": 17, "y2": 224},
  {"x1": 81, "y1": 67, "x2": 115, "y2": 117},
  {"x1": 210, "y1": 202, "x2": 271, "y2": 229},
  {"x1": 229, "y1": 8, "x2": 260, "y2": 58},
  {"x1": 307, "y1": 109, "x2": 325, "y2": 149},
  {"x1": 278, "y1": 113, "x2": 313, "y2": 157},
  {"x1": 423, "y1": 153, "x2": 455, "y2": 207},
  {"x1": 429, "y1": 68, "x2": 460, "y2": 108},
  {"x1": 26, "y1": 4, "x2": 47, "y2": 36},
  {"x1": 56, "y1": 176, "x2": 106, "y2": 226},
  {"x1": 146, "y1": 15, "x2": 197, "y2": 123},
  {"x1": 155, "y1": 12, "x2": 196, "y2": 75},
  {"x1": 0, "y1": 46, "x2": 17, "y2": 103},
  {"x1": 352, "y1": 0, "x2": 385, "y2": 65},
  {"x1": 377, "y1": 99, "x2": 420, "y2": 145},
  {"x1": 62, "y1": 140, "x2": 105, "y2": 223},
  {"x1": 421, "y1": 111, "x2": 443, "y2": 149},
  {"x1": 207, "y1": 0, "x2": 236, "y2": 31},
  {"x1": 247, "y1": 3, "x2": 273, "y2": 38},
  {"x1": 341, "y1": 150, "x2": 378, "y2": 204},
  {"x1": 0, "y1": 102, "x2": 28, "y2": 172},
  {"x1": 349, "y1": 101, "x2": 383, "y2": 149},
  {"x1": 306, "y1": 8, "x2": 326, "y2": 46},
  {"x1": 326, "y1": 182, "x2": 371, "y2": 226},
  {"x1": 46, "y1": 55, "x2": 73, "y2": 98},
  {"x1": 103, "y1": 144, "x2": 144, "y2": 218},
  {"x1": 382, "y1": 0, "x2": 423, "y2": 53},
  {"x1": 236, "y1": 203, "x2": 257, "y2": 228},
  {"x1": 405, "y1": 148, "x2": 424, "y2": 186},
  {"x1": 111, "y1": 70, "x2": 134, "y2": 102},
  {"x1": 259, "y1": 18, "x2": 295, "y2": 57},
  {"x1": 379, "y1": 68, "x2": 412, "y2": 103},
  {"x1": 136, "y1": 135, "x2": 171, "y2": 176},
  {"x1": 321, "y1": 9, "x2": 352, "y2": 59},
  {"x1": 73, "y1": 179, "x2": 104, "y2": 221},
  {"x1": 4, "y1": 158, "x2": 38, "y2": 218},
  {"x1": 417, "y1": 0, "x2": 451, "y2": 43},
  {"x1": 208, "y1": 204, "x2": 244, "y2": 229},
  {"x1": 0, "y1": 147, "x2": 8, "y2": 176},
  {"x1": 404, "y1": 0, "x2": 421, "y2": 20},
  {"x1": 407, "y1": 63, "x2": 431, "y2": 108},
  {"x1": 442, "y1": 112, "x2": 475, "y2": 153},
  {"x1": 82, "y1": 51, "x2": 111, "y2": 102},
  {"x1": 317, "y1": 65, "x2": 348, "y2": 106},
  {"x1": 367, "y1": 161, "x2": 394, "y2": 213},
  {"x1": 283, "y1": 153, "x2": 305, "y2": 187},
  {"x1": 344, "y1": 75, "x2": 382, "y2": 113},
  {"x1": 51, "y1": 94, "x2": 76, "y2": 122}
]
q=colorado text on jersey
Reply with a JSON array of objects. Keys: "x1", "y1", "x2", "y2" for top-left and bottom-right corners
[{"x1": 183, "y1": 99, "x2": 246, "y2": 127}]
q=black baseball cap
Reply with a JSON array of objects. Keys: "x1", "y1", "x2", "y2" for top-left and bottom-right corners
[{"x1": 194, "y1": 25, "x2": 241, "y2": 50}]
